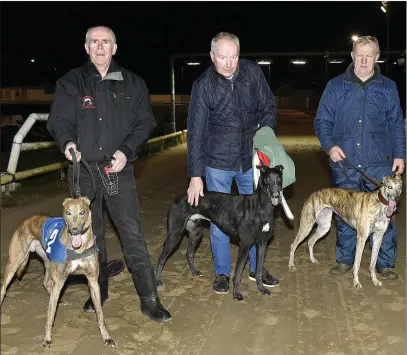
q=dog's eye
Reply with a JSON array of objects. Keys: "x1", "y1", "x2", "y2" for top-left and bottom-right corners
[
  {"x1": 66, "y1": 211, "x2": 71, "y2": 216},
  {"x1": 387, "y1": 186, "x2": 393, "y2": 189},
  {"x1": 80, "y1": 210, "x2": 85, "y2": 215}
]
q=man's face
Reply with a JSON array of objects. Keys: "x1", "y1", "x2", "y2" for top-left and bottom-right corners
[
  {"x1": 210, "y1": 39, "x2": 239, "y2": 78},
  {"x1": 352, "y1": 42, "x2": 379, "y2": 77},
  {"x1": 84, "y1": 27, "x2": 117, "y2": 67}
]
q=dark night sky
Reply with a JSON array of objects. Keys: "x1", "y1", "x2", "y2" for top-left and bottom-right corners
[{"x1": 1, "y1": 1, "x2": 406, "y2": 93}]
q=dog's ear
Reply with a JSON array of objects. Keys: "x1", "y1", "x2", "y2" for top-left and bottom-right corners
[
  {"x1": 274, "y1": 165, "x2": 284, "y2": 172},
  {"x1": 393, "y1": 172, "x2": 402, "y2": 180},
  {"x1": 79, "y1": 196, "x2": 91, "y2": 206},
  {"x1": 256, "y1": 164, "x2": 267, "y2": 174},
  {"x1": 62, "y1": 198, "x2": 71, "y2": 207}
]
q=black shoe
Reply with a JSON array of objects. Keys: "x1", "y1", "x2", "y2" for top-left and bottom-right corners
[
  {"x1": 213, "y1": 274, "x2": 230, "y2": 294},
  {"x1": 377, "y1": 267, "x2": 398, "y2": 280},
  {"x1": 140, "y1": 294, "x2": 172, "y2": 323},
  {"x1": 249, "y1": 269, "x2": 280, "y2": 288},
  {"x1": 83, "y1": 295, "x2": 108, "y2": 313},
  {"x1": 329, "y1": 263, "x2": 352, "y2": 275}
]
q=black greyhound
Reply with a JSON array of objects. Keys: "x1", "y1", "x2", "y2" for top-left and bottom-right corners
[{"x1": 156, "y1": 165, "x2": 286, "y2": 301}]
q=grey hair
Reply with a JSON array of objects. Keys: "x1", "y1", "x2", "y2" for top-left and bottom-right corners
[
  {"x1": 352, "y1": 35, "x2": 380, "y2": 55},
  {"x1": 85, "y1": 26, "x2": 117, "y2": 44},
  {"x1": 210, "y1": 32, "x2": 240, "y2": 55}
]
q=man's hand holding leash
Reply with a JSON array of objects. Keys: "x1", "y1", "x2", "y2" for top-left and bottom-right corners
[
  {"x1": 108, "y1": 150, "x2": 127, "y2": 173},
  {"x1": 65, "y1": 142, "x2": 81, "y2": 162},
  {"x1": 392, "y1": 158, "x2": 405, "y2": 174},
  {"x1": 329, "y1": 145, "x2": 346, "y2": 162},
  {"x1": 187, "y1": 177, "x2": 204, "y2": 206}
]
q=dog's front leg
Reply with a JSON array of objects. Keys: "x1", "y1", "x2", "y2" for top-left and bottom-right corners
[
  {"x1": 353, "y1": 230, "x2": 368, "y2": 289},
  {"x1": 233, "y1": 244, "x2": 249, "y2": 301},
  {"x1": 42, "y1": 274, "x2": 66, "y2": 348},
  {"x1": 369, "y1": 232, "x2": 384, "y2": 287},
  {"x1": 255, "y1": 240, "x2": 271, "y2": 296},
  {"x1": 87, "y1": 275, "x2": 116, "y2": 347}
]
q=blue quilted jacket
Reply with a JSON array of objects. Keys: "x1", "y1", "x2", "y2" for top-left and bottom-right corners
[
  {"x1": 315, "y1": 63, "x2": 406, "y2": 169},
  {"x1": 187, "y1": 59, "x2": 278, "y2": 177}
]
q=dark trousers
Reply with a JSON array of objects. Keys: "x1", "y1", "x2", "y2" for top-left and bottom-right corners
[
  {"x1": 331, "y1": 165, "x2": 397, "y2": 268},
  {"x1": 68, "y1": 163, "x2": 157, "y2": 297}
]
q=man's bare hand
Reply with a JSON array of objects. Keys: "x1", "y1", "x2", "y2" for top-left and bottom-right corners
[
  {"x1": 108, "y1": 150, "x2": 127, "y2": 173},
  {"x1": 64, "y1": 142, "x2": 81, "y2": 162},
  {"x1": 329, "y1": 145, "x2": 346, "y2": 162},
  {"x1": 187, "y1": 177, "x2": 204, "y2": 206},
  {"x1": 392, "y1": 158, "x2": 405, "y2": 174}
]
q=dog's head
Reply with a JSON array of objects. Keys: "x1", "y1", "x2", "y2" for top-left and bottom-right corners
[
  {"x1": 62, "y1": 196, "x2": 91, "y2": 249},
  {"x1": 381, "y1": 173, "x2": 403, "y2": 218},
  {"x1": 256, "y1": 164, "x2": 284, "y2": 206}
]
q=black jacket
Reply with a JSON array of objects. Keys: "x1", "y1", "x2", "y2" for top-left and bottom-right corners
[
  {"x1": 47, "y1": 59, "x2": 157, "y2": 163},
  {"x1": 187, "y1": 59, "x2": 278, "y2": 177}
]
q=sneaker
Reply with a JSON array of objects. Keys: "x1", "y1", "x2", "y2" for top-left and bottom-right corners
[
  {"x1": 213, "y1": 274, "x2": 230, "y2": 294},
  {"x1": 377, "y1": 267, "x2": 398, "y2": 280},
  {"x1": 249, "y1": 269, "x2": 280, "y2": 288},
  {"x1": 329, "y1": 263, "x2": 352, "y2": 275}
]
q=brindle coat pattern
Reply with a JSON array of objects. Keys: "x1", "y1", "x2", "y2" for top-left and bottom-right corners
[
  {"x1": 288, "y1": 173, "x2": 403, "y2": 289},
  {"x1": 0, "y1": 197, "x2": 116, "y2": 348}
]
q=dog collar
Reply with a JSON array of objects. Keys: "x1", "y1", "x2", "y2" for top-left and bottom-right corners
[
  {"x1": 377, "y1": 190, "x2": 389, "y2": 206},
  {"x1": 66, "y1": 242, "x2": 98, "y2": 261}
]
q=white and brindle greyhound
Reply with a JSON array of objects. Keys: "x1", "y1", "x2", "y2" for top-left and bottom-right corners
[
  {"x1": 289, "y1": 173, "x2": 403, "y2": 289},
  {"x1": 0, "y1": 196, "x2": 116, "y2": 348}
]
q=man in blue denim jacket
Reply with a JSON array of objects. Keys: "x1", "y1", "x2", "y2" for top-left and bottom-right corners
[
  {"x1": 186, "y1": 32, "x2": 279, "y2": 294},
  {"x1": 315, "y1": 36, "x2": 406, "y2": 280}
]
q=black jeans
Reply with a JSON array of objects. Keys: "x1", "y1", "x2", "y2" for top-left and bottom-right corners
[{"x1": 68, "y1": 163, "x2": 157, "y2": 297}]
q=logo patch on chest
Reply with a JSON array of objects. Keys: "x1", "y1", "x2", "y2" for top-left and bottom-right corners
[{"x1": 81, "y1": 96, "x2": 96, "y2": 109}]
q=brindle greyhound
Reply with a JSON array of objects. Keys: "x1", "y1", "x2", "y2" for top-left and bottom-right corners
[
  {"x1": 288, "y1": 173, "x2": 403, "y2": 289},
  {"x1": 0, "y1": 196, "x2": 116, "y2": 348}
]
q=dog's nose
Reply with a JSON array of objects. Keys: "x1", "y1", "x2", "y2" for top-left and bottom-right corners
[{"x1": 70, "y1": 228, "x2": 81, "y2": 235}]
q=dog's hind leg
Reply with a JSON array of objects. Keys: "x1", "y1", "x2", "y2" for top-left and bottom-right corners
[
  {"x1": 288, "y1": 202, "x2": 318, "y2": 271},
  {"x1": 232, "y1": 243, "x2": 250, "y2": 301},
  {"x1": 185, "y1": 220, "x2": 204, "y2": 277},
  {"x1": 0, "y1": 236, "x2": 33, "y2": 307},
  {"x1": 307, "y1": 208, "x2": 333, "y2": 264},
  {"x1": 86, "y1": 273, "x2": 116, "y2": 347},
  {"x1": 156, "y1": 215, "x2": 186, "y2": 287},
  {"x1": 369, "y1": 232, "x2": 384, "y2": 287}
]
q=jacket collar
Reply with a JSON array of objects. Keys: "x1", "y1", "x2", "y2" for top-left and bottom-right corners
[
  {"x1": 83, "y1": 58, "x2": 123, "y2": 81},
  {"x1": 343, "y1": 62, "x2": 382, "y2": 83}
]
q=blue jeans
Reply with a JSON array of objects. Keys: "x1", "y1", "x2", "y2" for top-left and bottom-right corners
[
  {"x1": 205, "y1": 167, "x2": 257, "y2": 276},
  {"x1": 332, "y1": 165, "x2": 397, "y2": 268}
]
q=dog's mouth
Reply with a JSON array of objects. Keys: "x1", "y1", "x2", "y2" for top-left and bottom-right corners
[
  {"x1": 69, "y1": 229, "x2": 83, "y2": 249},
  {"x1": 271, "y1": 196, "x2": 280, "y2": 206}
]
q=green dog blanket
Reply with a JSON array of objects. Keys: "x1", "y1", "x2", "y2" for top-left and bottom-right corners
[{"x1": 253, "y1": 126, "x2": 296, "y2": 189}]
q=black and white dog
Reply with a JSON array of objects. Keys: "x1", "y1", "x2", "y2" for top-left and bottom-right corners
[{"x1": 156, "y1": 165, "x2": 294, "y2": 300}]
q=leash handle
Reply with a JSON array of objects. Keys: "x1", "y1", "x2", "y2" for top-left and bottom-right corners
[{"x1": 69, "y1": 147, "x2": 82, "y2": 198}]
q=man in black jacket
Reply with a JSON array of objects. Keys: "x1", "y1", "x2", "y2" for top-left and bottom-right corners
[
  {"x1": 47, "y1": 26, "x2": 171, "y2": 322},
  {"x1": 187, "y1": 32, "x2": 280, "y2": 294}
]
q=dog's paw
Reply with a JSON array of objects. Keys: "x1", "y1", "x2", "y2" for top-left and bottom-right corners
[
  {"x1": 156, "y1": 280, "x2": 163, "y2": 288},
  {"x1": 191, "y1": 270, "x2": 203, "y2": 277},
  {"x1": 233, "y1": 292, "x2": 244, "y2": 301},
  {"x1": 261, "y1": 289, "x2": 271, "y2": 296},
  {"x1": 42, "y1": 340, "x2": 52, "y2": 348},
  {"x1": 353, "y1": 280, "x2": 363, "y2": 289},
  {"x1": 288, "y1": 264, "x2": 296, "y2": 271},
  {"x1": 372, "y1": 278, "x2": 382, "y2": 287},
  {"x1": 104, "y1": 338, "x2": 116, "y2": 347},
  {"x1": 310, "y1": 258, "x2": 319, "y2": 264}
]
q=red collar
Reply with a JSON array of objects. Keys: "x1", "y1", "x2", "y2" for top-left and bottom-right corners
[{"x1": 377, "y1": 190, "x2": 389, "y2": 206}]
